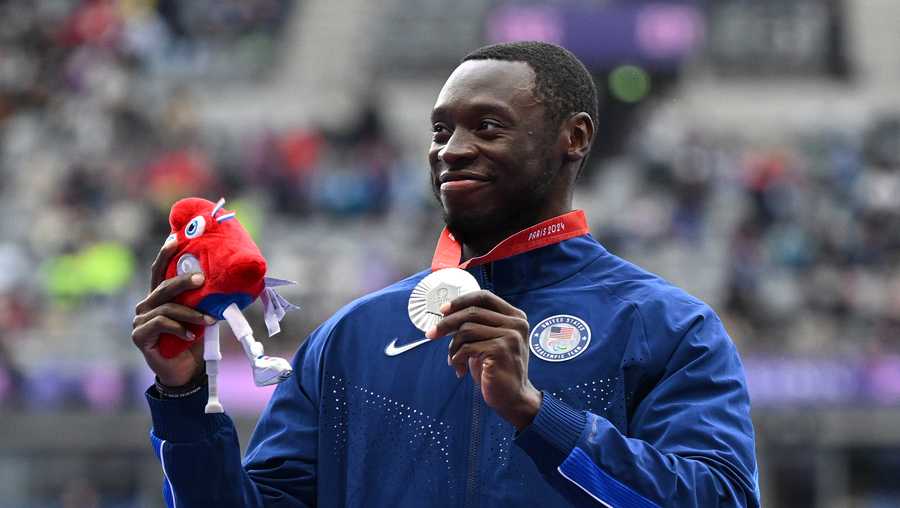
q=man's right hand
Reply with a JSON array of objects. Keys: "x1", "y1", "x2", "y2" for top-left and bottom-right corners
[{"x1": 132, "y1": 240, "x2": 215, "y2": 387}]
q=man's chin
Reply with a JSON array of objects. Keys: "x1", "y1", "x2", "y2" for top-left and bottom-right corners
[{"x1": 442, "y1": 207, "x2": 505, "y2": 244}]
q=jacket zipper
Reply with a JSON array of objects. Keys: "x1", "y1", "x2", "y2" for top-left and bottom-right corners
[
  {"x1": 464, "y1": 382, "x2": 482, "y2": 508},
  {"x1": 464, "y1": 264, "x2": 492, "y2": 508}
]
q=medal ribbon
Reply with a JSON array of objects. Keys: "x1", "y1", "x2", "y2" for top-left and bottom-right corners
[{"x1": 430, "y1": 210, "x2": 590, "y2": 271}]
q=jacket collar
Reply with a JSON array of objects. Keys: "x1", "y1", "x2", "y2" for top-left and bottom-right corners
[
  {"x1": 478, "y1": 234, "x2": 606, "y2": 295},
  {"x1": 429, "y1": 210, "x2": 605, "y2": 294}
]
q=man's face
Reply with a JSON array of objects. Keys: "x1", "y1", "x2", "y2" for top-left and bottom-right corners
[{"x1": 428, "y1": 60, "x2": 560, "y2": 242}]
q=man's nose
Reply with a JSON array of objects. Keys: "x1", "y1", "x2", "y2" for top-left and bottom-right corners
[{"x1": 438, "y1": 129, "x2": 477, "y2": 166}]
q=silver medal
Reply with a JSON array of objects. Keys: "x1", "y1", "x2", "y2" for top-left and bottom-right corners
[{"x1": 408, "y1": 268, "x2": 480, "y2": 332}]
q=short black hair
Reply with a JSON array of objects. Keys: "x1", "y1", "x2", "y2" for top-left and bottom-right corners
[{"x1": 463, "y1": 41, "x2": 598, "y2": 135}]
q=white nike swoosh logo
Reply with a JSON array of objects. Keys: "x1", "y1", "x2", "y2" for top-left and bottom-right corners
[{"x1": 384, "y1": 337, "x2": 432, "y2": 357}]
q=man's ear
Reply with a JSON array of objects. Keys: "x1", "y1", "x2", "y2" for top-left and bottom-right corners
[{"x1": 562, "y1": 112, "x2": 594, "y2": 163}]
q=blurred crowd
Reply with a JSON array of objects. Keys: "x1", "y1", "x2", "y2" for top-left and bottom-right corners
[
  {"x1": 1, "y1": 1, "x2": 899, "y2": 414},
  {"x1": 590, "y1": 117, "x2": 900, "y2": 361},
  {"x1": 0, "y1": 0, "x2": 435, "y2": 412}
]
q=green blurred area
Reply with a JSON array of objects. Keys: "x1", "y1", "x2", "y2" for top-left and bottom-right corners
[{"x1": 43, "y1": 242, "x2": 136, "y2": 300}]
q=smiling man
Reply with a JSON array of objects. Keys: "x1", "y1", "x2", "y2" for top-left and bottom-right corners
[{"x1": 134, "y1": 42, "x2": 760, "y2": 507}]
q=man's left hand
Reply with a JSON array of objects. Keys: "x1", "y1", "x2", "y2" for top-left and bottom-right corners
[{"x1": 426, "y1": 290, "x2": 542, "y2": 430}]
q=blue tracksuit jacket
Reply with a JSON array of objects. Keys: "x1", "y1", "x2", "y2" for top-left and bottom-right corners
[{"x1": 146, "y1": 233, "x2": 760, "y2": 507}]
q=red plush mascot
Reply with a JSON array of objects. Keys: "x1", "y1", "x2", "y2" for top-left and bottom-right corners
[{"x1": 159, "y1": 197, "x2": 297, "y2": 413}]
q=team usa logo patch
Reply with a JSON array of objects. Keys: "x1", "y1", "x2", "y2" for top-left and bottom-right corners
[{"x1": 529, "y1": 314, "x2": 591, "y2": 362}]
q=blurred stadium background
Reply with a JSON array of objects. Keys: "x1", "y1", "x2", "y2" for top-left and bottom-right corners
[{"x1": 0, "y1": 0, "x2": 898, "y2": 506}]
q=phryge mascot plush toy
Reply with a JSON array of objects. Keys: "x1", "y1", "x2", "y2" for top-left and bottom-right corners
[{"x1": 158, "y1": 197, "x2": 297, "y2": 413}]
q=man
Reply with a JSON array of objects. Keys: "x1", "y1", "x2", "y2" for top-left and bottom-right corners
[{"x1": 133, "y1": 41, "x2": 759, "y2": 507}]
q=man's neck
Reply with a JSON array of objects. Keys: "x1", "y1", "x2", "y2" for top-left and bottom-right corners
[
  {"x1": 462, "y1": 237, "x2": 501, "y2": 261},
  {"x1": 459, "y1": 208, "x2": 571, "y2": 261}
]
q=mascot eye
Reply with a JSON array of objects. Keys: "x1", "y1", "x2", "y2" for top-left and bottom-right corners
[{"x1": 184, "y1": 216, "x2": 206, "y2": 239}]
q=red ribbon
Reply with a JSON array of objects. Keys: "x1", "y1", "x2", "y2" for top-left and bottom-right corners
[{"x1": 430, "y1": 210, "x2": 590, "y2": 271}]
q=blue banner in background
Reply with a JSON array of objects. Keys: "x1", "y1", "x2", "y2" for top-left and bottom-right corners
[
  {"x1": 486, "y1": 2, "x2": 704, "y2": 70},
  {"x1": 744, "y1": 354, "x2": 900, "y2": 407},
  {"x1": 2, "y1": 353, "x2": 900, "y2": 413}
]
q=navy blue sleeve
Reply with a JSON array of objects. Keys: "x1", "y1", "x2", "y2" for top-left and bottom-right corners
[
  {"x1": 147, "y1": 328, "x2": 328, "y2": 508},
  {"x1": 516, "y1": 310, "x2": 760, "y2": 507},
  {"x1": 242, "y1": 333, "x2": 324, "y2": 506}
]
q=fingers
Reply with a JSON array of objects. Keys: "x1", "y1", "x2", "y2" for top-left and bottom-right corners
[
  {"x1": 150, "y1": 239, "x2": 179, "y2": 290},
  {"x1": 421, "y1": 289, "x2": 530, "y2": 379},
  {"x1": 425, "y1": 289, "x2": 527, "y2": 338},
  {"x1": 135, "y1": 272, "x2": 205, "y2": 315},
  {"x1": 446, "y1": 322, "x2": 503, "y2": 377},
  {"x1": 447, "y1": 322, "x2": 527, "y2": 370},
  {"x1": 447, "y1": 321, "x2": 505, "y2": 358},
  {"x1": 449, "y1": 338, "x2": 508, "y2": 378},
  {"x1": 468, "y1": 355, "x2": 484, "y2": 383},
  {"x1": 440, "y1": 290, "x2": 526, "y2": 321},
  {"x1": 133, "y1": 303, "x2": 216, "y2": 329},
  {"x1": 427, "y1": 304, "x2": 517, "y2": 339},
  {"x1": 131, "y1": 315, "x2": 196, "y2": 350}
]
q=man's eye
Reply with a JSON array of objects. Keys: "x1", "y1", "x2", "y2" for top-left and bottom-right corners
[
  {"x1": 432, "y1": 124, "x2": 451, "y2": 141},
  {"x1": 479, "y1": 120, "x2": 502, "y2": 131}
]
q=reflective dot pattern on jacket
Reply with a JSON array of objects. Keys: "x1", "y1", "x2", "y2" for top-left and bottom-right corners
[
  {"x1": 549, "y1": 377, "x2": 619, "y2": 414},
  {"x1": 323, "y1": 375, "x2": 458, "y2": 506}
]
